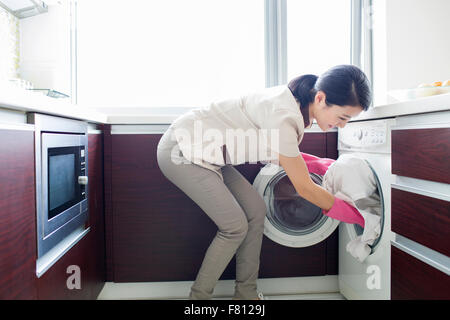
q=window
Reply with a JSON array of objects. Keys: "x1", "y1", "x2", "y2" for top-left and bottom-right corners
[
  {"x1": 76, "y1": 0, "x2": 265, "y2": 107},
  {"x1": 75, "y1": 0, "x2": 363, "y2": 107}
]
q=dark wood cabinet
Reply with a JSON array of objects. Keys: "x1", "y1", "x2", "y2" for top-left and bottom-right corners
[
  {"x1": 36, "y1": 132, "x2": 106, "y2": 299},
  {"x1": 0, "y1": 127, "x2": 105, "y2": 300},
  {"x1": 0, "y1": 129, "x2": 37, "y2": 299},
  {"x1": 391, "y1": 188, "x2": 450, "y2": 257},
  {"x1": 391, "y1": 128, "x2": 450, "y2": 184},
  {"x1": 36, "y1": 229, "x2": 102, "y2": 299},
  {"x1": 391, "y1": 126, "x2": 450, "y2": 300},
  {"x1": 104, "y1": 126, "x2": 338, "y2": 282},
  {"x1": 391, "y1": 246, "x2": 450, "y2": 300},
  {"x1": 87, "y1": 133, "x2": 106, "y2": 295}
]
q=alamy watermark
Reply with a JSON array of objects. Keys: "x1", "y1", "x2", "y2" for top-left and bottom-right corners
[
  {"x1": 167, "y1": 120, "x2": 282, "y2": 175},
  {"x1": 66, "y1": 265, "x2": 81, "y2": 290},
  {"x1": 366, "y1": 264, "x2": 381, "y2": 290}
]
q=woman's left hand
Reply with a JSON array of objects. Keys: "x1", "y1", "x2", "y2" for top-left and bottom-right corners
[{"x1": 300, "y1": 152, "x2": 335, "y2": 176}]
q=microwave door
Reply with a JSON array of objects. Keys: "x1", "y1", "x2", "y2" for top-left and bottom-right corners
[{"x1": 40, "y1": 133, "x2": 88, "y2": 240}]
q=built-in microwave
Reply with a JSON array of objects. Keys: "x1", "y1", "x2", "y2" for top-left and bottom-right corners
[{"x1": 28, "y1": 114, "x2": 89, "y2": 271}]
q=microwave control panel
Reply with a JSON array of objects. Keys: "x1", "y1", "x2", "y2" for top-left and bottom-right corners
[{"x1": 79, "y1": 146, "x2": 87, "y2": 199}]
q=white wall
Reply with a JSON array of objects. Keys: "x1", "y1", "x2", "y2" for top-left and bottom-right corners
[
  {"x1": 385, "y1": 0, "x2": 450, "y2": 90},
  {"x1": 386, "y1": 0, "x2": 450, "y2": 89},
  {"x1": 372, "y1": 0, "x2": 450, "y2": 104}
]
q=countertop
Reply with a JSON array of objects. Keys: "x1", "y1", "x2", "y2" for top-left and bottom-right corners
[{"x1": 1, "y1": 85, "x2": 450, "y2": 125}]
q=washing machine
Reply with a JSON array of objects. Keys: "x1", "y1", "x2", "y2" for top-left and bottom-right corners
[
  {"x1": 337, "y1": 118, "x2": 397, "y2": 300},
  {"x1": 252, "y1": 118, "x2": 396, "y2": 298},
  {"x1": 253, "y1": 164, "x2": 340, "y2": 248}
]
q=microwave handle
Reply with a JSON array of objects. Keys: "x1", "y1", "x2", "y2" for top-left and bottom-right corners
[{"x1": 78, "y1": 176, "x2": 88, "y2": 185}]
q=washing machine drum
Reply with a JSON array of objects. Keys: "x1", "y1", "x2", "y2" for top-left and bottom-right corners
[{"x1": 253, "y1": 165, "x2": 340, "y2": 248}]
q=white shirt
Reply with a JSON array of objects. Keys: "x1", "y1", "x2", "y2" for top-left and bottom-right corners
[{"x1": 167, "y1": 85, "x2": 305, "y2": 179}]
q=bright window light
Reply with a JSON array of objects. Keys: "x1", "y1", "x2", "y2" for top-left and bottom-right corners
[
  {"x1": 76, "y1": 0, "x2": 265, "y2": 107},
  {"x1": 286, "y1": 0, "x2": 351, "y2": 80}
]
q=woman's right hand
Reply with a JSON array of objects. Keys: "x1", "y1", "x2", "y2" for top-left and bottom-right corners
[{"x1": 323, "y1": 197, "x2": 365, "y2": 227}]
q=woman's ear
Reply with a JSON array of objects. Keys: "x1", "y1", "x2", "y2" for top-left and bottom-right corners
[{"x1": 315, "y1": 90, "x2": 326, "y2": 104}]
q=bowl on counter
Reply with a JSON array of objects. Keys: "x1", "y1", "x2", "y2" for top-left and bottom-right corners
[{"x1": 388, "y1": 86, "x2": 450, "y2": 102}]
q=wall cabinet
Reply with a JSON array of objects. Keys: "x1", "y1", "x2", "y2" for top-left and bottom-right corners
[
  {"x1": 104, "y1": 126, "x2": 338, "y2": 282},
  {"x1": 391, "y1": 123, "x2": 450, "y2": 300}
]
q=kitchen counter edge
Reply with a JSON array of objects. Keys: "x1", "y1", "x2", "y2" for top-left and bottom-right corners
[{"x1": 1, "y1": 92, "x2": 450, "y2": 126}]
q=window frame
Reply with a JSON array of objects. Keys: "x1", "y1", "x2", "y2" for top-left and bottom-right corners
[{"x1": 264, "y1": 0, "x2": 372, "y2": 96}]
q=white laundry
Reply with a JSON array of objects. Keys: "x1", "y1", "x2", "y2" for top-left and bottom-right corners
[
  {"x1": 322, "y1": 154, "x2": 382, "y2": 262},
  {"x1": 322, "y1": 154, "x2": 377, "y2": 200},
  {"x1": 346, "y1": 196, "x2": 381, "y2": 262}
]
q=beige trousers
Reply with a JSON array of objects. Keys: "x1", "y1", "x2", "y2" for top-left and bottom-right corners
[{"x1": 156, "y1": 128, "x2": 266, "y2": 299}]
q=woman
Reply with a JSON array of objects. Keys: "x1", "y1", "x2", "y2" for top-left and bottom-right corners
[{"x1": 156, "y1": 64, "x2": 372, "y2": 300}]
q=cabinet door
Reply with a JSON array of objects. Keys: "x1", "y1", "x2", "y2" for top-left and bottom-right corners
[
  {"x1": 391, "y1": 246, "x2": 450, "y2": 300},
  {"x1": 391, "y1": 188, "x2": 450, "y2": 256},
  {"x1": 0, "y1": 129, "x2": 37, "y2": 299},
  {"x1": 105, "y1": 129, "x2": 338, "y2": 282},
  {"x1": 392, "y1": 128, "x2": 450, "y2": 184}
]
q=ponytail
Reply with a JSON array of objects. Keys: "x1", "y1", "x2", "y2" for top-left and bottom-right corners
[
  {"x1": 288, "y1": 74, "x2": 318, "y2": 109},
  {"x1": 288, "y1": 74, "x2": 318, "y2": 126}
]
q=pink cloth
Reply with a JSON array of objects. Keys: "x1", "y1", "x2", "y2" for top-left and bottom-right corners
[{"x1": 300, "y1": 152, "x2": 365, "y2": 228}]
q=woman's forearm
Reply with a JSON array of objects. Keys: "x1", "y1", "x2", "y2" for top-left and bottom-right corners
[
  {"x1": 278, "y1": 154, "x2": 335, "y2": 211},
  {"x1": 298, "y1": 181, "x2": 335, "y2": 211}
]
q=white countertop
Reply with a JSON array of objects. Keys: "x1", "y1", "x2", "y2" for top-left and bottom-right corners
[
  {"x1": 1, "y1": 85, "x2": 450, "y2": 125},
  {"x1": 0, "y1": 86, "x2": 108, "y2": 123},
  {"x1": 352, "y1": 93, "x2": 450, "y2": 122}
]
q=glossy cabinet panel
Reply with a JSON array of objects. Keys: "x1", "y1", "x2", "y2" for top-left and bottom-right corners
[
  {"x1": 0, "y1": 129, "x2": 37, "y2": 299},
  {"x1": 392, "y1": 128, "x2": 450, "y2": 184},
  {"x1": 392, "y1": 188, "x2": 450, "y2": 256},
  {"x1": 391, "y1": 246, "x2": 450, "y2": 300}
]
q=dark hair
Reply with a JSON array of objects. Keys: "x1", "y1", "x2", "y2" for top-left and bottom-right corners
[{"x1": 288, "y1": 65, "x2": 372, "y2": 125}]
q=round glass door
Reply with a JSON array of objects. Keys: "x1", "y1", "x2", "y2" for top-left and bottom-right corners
[{"x1": 265, "y1": 172, "x2": 328, "y2": 236}]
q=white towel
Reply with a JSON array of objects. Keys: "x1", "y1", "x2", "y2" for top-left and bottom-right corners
[{"x1": 322, "y1": 154, "x2": 382, "y2": 262}]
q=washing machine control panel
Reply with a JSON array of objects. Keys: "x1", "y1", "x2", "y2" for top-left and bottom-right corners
[
  {"x1": 353, "y1": 126, "x2": 386, "y2": 145},
  {"x1": 338, "y1": 120, "x2": 392, "y2": 152}
]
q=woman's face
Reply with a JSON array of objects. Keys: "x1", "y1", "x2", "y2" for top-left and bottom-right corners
[{"x1": 310, "y1": 91, "x2": 363, "y2": 131}]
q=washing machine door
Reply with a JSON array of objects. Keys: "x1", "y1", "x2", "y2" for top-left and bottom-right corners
[{"x1": 253, "y1": 165, "x2": 340, "y2": 248}]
